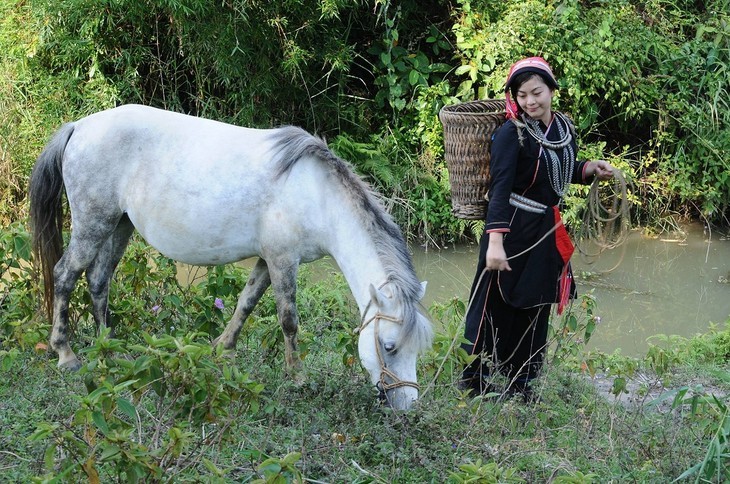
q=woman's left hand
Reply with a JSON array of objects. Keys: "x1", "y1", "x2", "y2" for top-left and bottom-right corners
[{"x1": 589, "y1": 160, "x2": 615, "y2": 181}]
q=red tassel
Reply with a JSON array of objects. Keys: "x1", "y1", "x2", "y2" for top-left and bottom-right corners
[
  {"x1": 553, "y1": 207, "x2": 574, "y2": 315},
  {"x1": 557, "y1": 264, "x2": 572, "y2": 315}
]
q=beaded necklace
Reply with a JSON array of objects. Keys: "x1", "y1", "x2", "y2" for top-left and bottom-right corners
[{"x1": 515, "y1": 112, "x2": 576, "y2": 197}]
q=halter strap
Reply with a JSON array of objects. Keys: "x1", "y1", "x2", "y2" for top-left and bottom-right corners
[{"x1": 355, "y1": 283, "x2": 420, "y2": 393}]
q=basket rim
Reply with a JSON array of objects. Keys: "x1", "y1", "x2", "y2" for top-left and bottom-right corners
[
  {"x1": 439, "y1": 100, "x2": 506, "y2": 120},
  {"x1": 440, "y1": 99, "x2": 505, "y2": 110}
]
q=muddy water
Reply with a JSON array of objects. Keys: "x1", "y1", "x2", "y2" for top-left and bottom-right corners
[{"x1": 411, "y1": 223, "x2": 730, "y2": 357}]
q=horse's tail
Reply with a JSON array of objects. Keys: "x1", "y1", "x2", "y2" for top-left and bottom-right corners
[{"x1": 29, "y1": 123, "x2": 75, "y2": 322}]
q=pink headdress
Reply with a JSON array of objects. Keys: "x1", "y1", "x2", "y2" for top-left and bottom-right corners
[{"x1": 504, "y1": 57, "x2": 558, "y2": 120}]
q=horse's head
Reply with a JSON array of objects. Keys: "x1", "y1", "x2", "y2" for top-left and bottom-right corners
[{"x1": 357, "y1": 281, "x2": 432, "y2": 410}]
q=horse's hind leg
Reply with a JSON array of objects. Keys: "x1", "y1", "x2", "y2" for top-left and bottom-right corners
[
  {"x1": 267, "y1": 258, "x2": 302, "y2": 374},
  {"x1": 51, "y1": 237, "x2": 106, "y2": 370},
  {"x1": 85, "y1": 216, "x2": 134, "y2": 336},
  {"x1": 213, "y1": 258, "x2": 271, "y2": 350},
  {"x1": 51, "y1": 217, "x2": 121, "y2": 370}
]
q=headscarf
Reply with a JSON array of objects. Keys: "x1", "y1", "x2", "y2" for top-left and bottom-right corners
[{"x1": 504, "y1": 57, "x2": 559, "y2": 120}]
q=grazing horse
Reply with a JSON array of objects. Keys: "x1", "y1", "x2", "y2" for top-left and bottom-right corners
[{"x1": 29, "y1": 104, "x2": 433, "y2": 410}]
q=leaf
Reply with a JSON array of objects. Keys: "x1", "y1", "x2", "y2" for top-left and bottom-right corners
[
  {"x1": 380, "y1": 51, "x2": 391, "y2": 66},
  {"x1": 281, "y1": 452, "x2": 301, "y2": 466},
  {"x1": 113, "y1": 379, "x2": 139, "y2": 392},
  {"x1": 83, "y1": 456, "x2": 100, "y2": 484},
  {"x1": 92, "y1": 411, "x2": 109, "y2": 435},
  {"x1": 116, "y1": 397, "x2": 137, "y2": 421},
  {"x1": 454, "y1": 64, "x2": 472, "y2": 76},
  {"x1": 257, "y1": 460, "x2": 282, "y2": 474},
  {"x1": 202, "y1": 457, "x2": 224, "y2": 476},
  {"x1": 13, "y1": 234, "x2": 31, "y2": 260},
  {"x1": 99, "y1": 444, "x2": 122, "y2": 461},
  {"x1": 455, "y1": 80, "x2": 473, "y2": 98},
  {"x1": 611, "y1": 377, "x2": 627, "y2": 396},
  {"x1": 30, "y1": 423, "x2": 58, "y2": 441},
  {"x1": 43, "y1": 442, "x2": 58, "y2": 471},
  {"x1": 408, "y1": 69, "x2": 420, "y2": 86}
]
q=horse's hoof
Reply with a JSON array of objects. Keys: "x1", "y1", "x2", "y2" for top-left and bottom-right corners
[
  {"x1": 219, "y1": 350, "x2": 236, "y2": 361},
  {"x1": 58, "y1": 358, "x2": 82, "y2": 372},
  {"x1": 212, "y1": 339, "x2": 236, "y2": 357}
]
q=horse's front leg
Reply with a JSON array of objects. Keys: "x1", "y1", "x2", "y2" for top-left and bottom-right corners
[
  {"x1": 267, "y1": 258, "x2": 302, "y2": 376},
  {"x1": 213, "y1": 258, "x2": 271, "y2": 350}
]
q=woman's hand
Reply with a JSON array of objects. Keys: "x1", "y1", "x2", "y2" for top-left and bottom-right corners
[
  {"x1": 486, "y1": 232, "x2": 512, "y2": 272},
  {"x1": 587, "y1": 160, "x2": 615, "y2": 181}
]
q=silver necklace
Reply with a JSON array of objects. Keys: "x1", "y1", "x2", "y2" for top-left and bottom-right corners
[{"x1": 519, "y1": 113, "x2": 575, "y2": 197}]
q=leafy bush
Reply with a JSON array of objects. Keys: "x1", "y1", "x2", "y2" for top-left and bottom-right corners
[
  {"x1": 2, "y1": 0, "x2": 730, "y2": 242},
  {"x1": 0, "y1": 222, "x2": 46, "y2": 348},
  {"x1": 447, "y1": 0, "x2": 730, "y2": 225},
  {"x1": 30, "y1": 330, "x2": 265, "y2": 481}
]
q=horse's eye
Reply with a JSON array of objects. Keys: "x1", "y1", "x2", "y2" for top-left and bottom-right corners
[{"x1": 383, "y1": 342, "x2": 396, "y2": 353}]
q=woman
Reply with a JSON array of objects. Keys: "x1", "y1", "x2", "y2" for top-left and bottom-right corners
[{"x1": 460, "y1": 57, "x2": 614, "y2": 401}]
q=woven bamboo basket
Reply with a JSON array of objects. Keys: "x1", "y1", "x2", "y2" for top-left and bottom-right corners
[{"x1": 439, "y1": 99, "x2": 507, "y2": 219}]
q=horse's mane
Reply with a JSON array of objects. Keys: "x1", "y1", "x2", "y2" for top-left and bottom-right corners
[{"x1": 269, "y1": 126, "x2": 433, "y2": 352}]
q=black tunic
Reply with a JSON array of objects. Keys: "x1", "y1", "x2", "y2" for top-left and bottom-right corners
[
  {"x1": 483, "y1": 117, "x2": 591, "y2": 308},
  {"x1": 461, "y1": 113, "x2": 594, "y2": 382}
]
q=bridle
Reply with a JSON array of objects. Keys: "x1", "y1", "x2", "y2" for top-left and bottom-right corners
[{"x1": 355, "y1": 284, "x2": 420, "y2": 395}]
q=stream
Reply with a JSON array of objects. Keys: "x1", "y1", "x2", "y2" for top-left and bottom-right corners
[{"x1": 411, "y1": 223, "x2": 730, "y2": 357}]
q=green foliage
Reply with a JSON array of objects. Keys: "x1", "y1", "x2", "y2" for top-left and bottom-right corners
[
  {"x1": 421, "y1": 297, "x2": 473, "y2": 389},
  {"x1": 645, "y1": 383, "x2": 730, "y2": 483},
  {"x1": 0, "y1": 222, "x2": 46, "y2": 347},
  {"x1": 654, "y1": 3, "x2": 730, "y2": 220},
  {"x1": 27, "y1": 0, "x2": 355, "y2": 129},
  {"x1": 254, "y1": 451, "x2": 304, "y2": 484},
  {"x1": 368, "y1": 3, "x2": 452, "y2": 117},
  {"x1": 549, "y1": 292, "x2": 600, "y2": 371},
  {"x1": 447, "y1": 458, "x2": 522, "y2": 483},
  {"x1": 675, "y1": 392, "x2": 730, "y2": 483},
  {"x1": 29, "y1": 328, "x2": 265, "y2": 481}
]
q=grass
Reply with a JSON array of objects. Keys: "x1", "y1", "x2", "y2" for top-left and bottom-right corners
[
  {"x1": 0, "y1": 316, "x2": 727, "y2": 482},
  {"x1": 0, "y1": 230, "x2": 728, "y2": 482}
]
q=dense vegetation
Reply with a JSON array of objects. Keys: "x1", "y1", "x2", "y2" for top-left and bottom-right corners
[
  {"x1": 1, "y1": 0, "x2": 729, "y2": 239},
  {"x1": 0, "y1": 0, "x2": 728, "y2": 481}
]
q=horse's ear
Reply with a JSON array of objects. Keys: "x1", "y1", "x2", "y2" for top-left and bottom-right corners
[
  {"x1": 368, "y1": 283, "x2": 385, "y2": 306},
  {"x1": 418, "y1": 281, "x2": 427, "y2": 300}
]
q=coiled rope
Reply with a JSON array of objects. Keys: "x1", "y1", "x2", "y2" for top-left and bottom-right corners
[{"x1": 575, "y1": 169, "x2": 633, "y2": 268}]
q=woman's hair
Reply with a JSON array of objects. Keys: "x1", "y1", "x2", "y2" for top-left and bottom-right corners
[{"x1": 509, "y1": 71, "x2": 557, "y2": 109}]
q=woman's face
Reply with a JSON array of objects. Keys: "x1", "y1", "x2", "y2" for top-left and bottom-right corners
[{"x1": 515, "y1": 74, "x2": 554, "y2": 125}]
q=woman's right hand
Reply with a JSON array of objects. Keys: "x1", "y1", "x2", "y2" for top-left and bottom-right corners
[{"x1": 486, "y1": 233, "x2": 512, "y2": 271}]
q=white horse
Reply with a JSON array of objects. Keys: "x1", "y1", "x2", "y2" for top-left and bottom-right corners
[{"x1": 29, "y1": 104, "x2": 433, "y2": 410}]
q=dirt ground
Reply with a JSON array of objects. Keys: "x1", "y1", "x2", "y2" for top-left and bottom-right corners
[{"x1": 586, "y1": 371, "x2": 728, "y2": 412}]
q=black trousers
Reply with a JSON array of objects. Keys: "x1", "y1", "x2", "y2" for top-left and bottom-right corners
[{"x1": 461, "y1": 235, "x2": 551, "y2": 382}]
